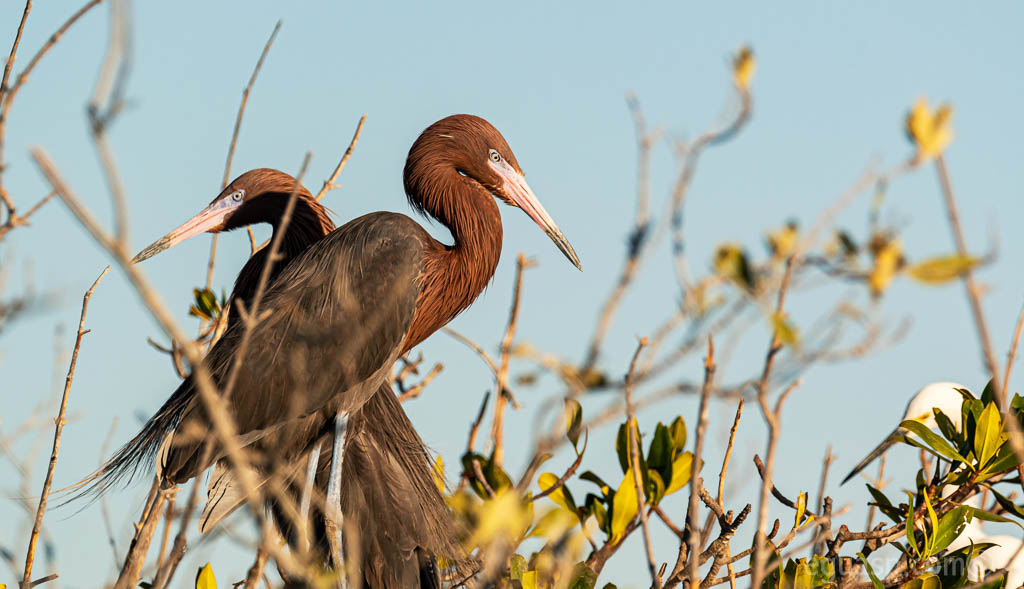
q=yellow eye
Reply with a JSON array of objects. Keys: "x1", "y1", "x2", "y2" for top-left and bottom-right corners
[
  {"x1": 231, "y1": 190, "x2": 244, "y2": 202},
  {"x1": 488, "y1": 149, "x2": 501, "y2": 163}
]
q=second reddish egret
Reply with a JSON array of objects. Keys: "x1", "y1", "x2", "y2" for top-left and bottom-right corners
[{"x1": 89, "y1": 115, "x2": 580, "y2": 587}]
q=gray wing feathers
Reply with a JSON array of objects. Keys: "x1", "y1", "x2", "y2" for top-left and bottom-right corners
[{"x1": 161, "y1": 212, "x2": 426, "y2": 485}]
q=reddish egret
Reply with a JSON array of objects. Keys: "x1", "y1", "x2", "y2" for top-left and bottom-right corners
[{"x1": 89, "y1": 115, "x2": 581, "y2": 587}]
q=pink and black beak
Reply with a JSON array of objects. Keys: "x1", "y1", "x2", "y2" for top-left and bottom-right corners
[
  {"x1": 488, "y1": 157, "x2": 582, "y2": 270},
  {"x1": 132, "y1": 193, "x2": 244, "y2": 263}
]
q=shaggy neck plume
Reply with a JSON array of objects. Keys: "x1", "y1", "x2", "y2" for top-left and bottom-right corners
[{"x1": 402, "y1": 163, "x2": 502, "y2": 351}]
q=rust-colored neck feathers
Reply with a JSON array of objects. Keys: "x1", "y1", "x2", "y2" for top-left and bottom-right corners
[
  {"x1": 224, "y1": 169, "x2": 335, "y2": 314},
  {"x1": 401, "y1": 115, "x2": 513, "y2": 350}
]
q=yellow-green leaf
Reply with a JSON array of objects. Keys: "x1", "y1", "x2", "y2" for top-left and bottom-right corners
[
  {"x1": 770, "y1": 312, "x2": 799, "y2": 347},
  {"x1": 869, "y1": 239, "x2": 903, "y2": 296},
  {"x1": 794, "y1": 492, "x2": 809, "y2": 529},
  {"x1": 665, "y1": 451, "x2": 695, "y2": 495},
  {"x1": 538, "y1": 472, "x2": 575, "y2": 513},
  {"x1": 907, "y1": 254, "x2": 979, "y2": 284},
  {"x1": 195, "y1": 563, "x2": 217, "y2": 589},
  {"x1": 433, "y1": 455, "x2": 446, "y2": 494},
  {"x1": 610, "y1": 471, "x2": 639, "y2": 543},
  {"x1": 901, "y1": 572, "x2": 940, "y2": 589},
  {"x1": 732, "y1": 46, "x2": 755, "y2": 90},
  {"x1": 905, "y1": 99, "x2": 954, "y2": 161},
  {"x1": 522, "y1": 570, "x2": 539, "y2": 589},
  {"x1": 975, "y1": 402, "x2": 1004, "y2": 469},
  {"x1": 766, "y1": 222, "x2": 798, "y2": 259},
  {"x1": 528, "y1": 507, "x2": 577, "y2": 540}
]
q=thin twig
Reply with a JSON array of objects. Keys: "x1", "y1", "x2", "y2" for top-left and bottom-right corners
[
  {"x1": 0, "y1": 0, "x2": 104, "y2": 231},
  {"x1": 33, "y1": 149, "x2": 273, "y2": 575},
  {"x1": 1003, "y1": 302, "x2": 1024, "y2": 399},
  {"x1": 624, "y1": 337, "x2": 660, "y2": 588},
  {"x1": 465, "y1": 391, "x2": 491, "y2": 454},
  {"x1": 207, "y1": 19, "x2": 282, "y2": 283},
  {"x1": 242, "y1": 548, "x2": 269, "y2": 589},
  {"x1": 581, "y1": 96, "x2": 661, "y2": 371},
  {"x1": 315, "y1": 114, "x2": 367, "y2": 202},
  {"x1": 444, "y1": 328, "x2": 500, "y2": 377},
  {"x1": 934, "y1": 155, "x2": 1000, "y2": 394},
  {"x1": 113, "y1": 484, "x2": 167, "y2": 589},
  {"x1": 21, "y1": 266, "x2": 108, "y2": 587},
  {"x1": 688, "y1": 337, "x2": 715, "y2": 588},
  {"x1": 0, "y1": 1, "x2": 32, "y2": 108},
  {"x1": 717, "y1": 399, "x2": 744, "y2": 503},
  {"x1": 751, "y1": 255, "x2": 797, "y2": 588},
  {"x1": 490, "y1": 253, "x2": 532, "y2": 467},
  {"x1": 396, "y1": 362, "x2": 443, "y2": 402}
]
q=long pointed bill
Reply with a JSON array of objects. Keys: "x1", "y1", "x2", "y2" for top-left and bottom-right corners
[
  {"x1": 840, "y1": 428, "x2": 905, "y2": 485},
  {"x1": 131, "y1": 197, "x2": 242, "y2": 263},
  {"x1": 490, "y1": 160, "x2": 582, "y2": 270}
]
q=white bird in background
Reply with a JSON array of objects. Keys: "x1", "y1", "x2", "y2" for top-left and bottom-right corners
[
  {"x1": 841, "y1": 381, "x2": 967, "y2": 484},
  {"x1": 947, "y1": 494, "x2": 1024, "y2": 587}
]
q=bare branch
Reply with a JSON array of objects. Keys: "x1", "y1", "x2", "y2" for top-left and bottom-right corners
[
  {"x1": 207, "y1": 19, "x2": 282, "y2": 283},
  {"x1": 21, "y1": 266, "x2": 108, "y2": 587},
  {"x1": 490, "y1": 253, "x2": 533, "y2": 467}
]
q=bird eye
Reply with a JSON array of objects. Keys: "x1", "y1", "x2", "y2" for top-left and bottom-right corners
[
  {"x1": 488, "y1": 149, "x2": 502, "y2": 163},
  {"x1": 231, "y1": 190, "x2": 244, "y2": 202}
]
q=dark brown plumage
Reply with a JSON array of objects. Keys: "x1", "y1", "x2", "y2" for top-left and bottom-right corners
[{"x1": 86, "y1": 114, "x2": 580, "y2": 587}]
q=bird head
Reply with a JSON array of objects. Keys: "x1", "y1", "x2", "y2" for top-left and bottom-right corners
[
  {"x1": 404, "y1": 114, "x2": 581, "y2": 270},
  {"x1": 900, "y1": 381, "x2": 968, "y2": 431},
  {"x1": 131, "y1": 169, "x2": 314, "y2": 263}
]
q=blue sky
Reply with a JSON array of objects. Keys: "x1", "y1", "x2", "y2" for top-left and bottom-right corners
[{"x1": 2, "y1": 1, "x2": 1023, "y2": 586}]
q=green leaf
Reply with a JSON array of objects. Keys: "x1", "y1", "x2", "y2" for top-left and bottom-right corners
[
  {"x1": 770, "y1": 312, "x2": 800, "y2": 347},
  {"x1": 1012, "y1": 393, "x2": 1024, "y2": 413},
  {"x1": 907, "y1": 254, "x2": 979, "y2": 284},
  {"x1": 485, "y1": 452, "x2": 513, "y2": 493},
  {"x1": 615, "y1": 422, "x2": 630, "y2": 474},
  {"x1": 585, "y1": 494, "x2": 609, "y2": 534},
  {"x1": 981, "y1": 485, "x2": 1024, "y2": 522},
  {"x1": 933, "y1": 408, "x2": 960, "y2": 444},
  {"x1": 866, "y1": 484, "x2": 903, "y2": 524},
  {"x1": 509, "y1": 554, "x2": 528, "y2": 580},
  {"x1": 905, "y1": 492, "x2": 921, "y2": 558},
  {"x1": 668, "y1": 416, "x2": 687, "y2": 451},
  {"x1": 538, "y1": 472, "x2": 577, "y2": 513},
  {"x1": 981, "y1": 379, "x2": 998, "y2": 407},
  {"x1": 974, "y1": 402, "x2": 1004, "y2": 469},
  {"x1": 923, "y1": 490, "x2": 940, "y2": 556},
  {"x1": 647, "y1": 423, "x2": 673, "y2": 483},
  {"x1": 901, "y1": 420, "x2": 969, "y2": 464},
  {"x1": 665, "y1": 451, "x2": 695, "y2": 495},
  {"x1": 568, "y1": 563, "x2": 598, "y2": 589},
  {"x1": 808, "y1": 555, "x2": 835, "y2": 585},
  {"x1": 565, "y1": 398, "x2": 583, "y2": 448},
  {"x1": 900, "y1": 572, "x2": 941, "y2": 589},
  {"x1": 982, "y1": 441, "x2": 1023, "y2": 475},
  {"x1": 580, "y1": 471, "x2": 612, "y2": 498},
  {"x1": 856, "y1": 552, "x2": 884, "y2": 589},
  {"x1": 931, "y1": 506, "x2": 969, "y2": 554},
  {"x1": 646, "y1": 469, "x2": 666, "y2": 506},
  {"x1": 935, "y1": 542, "x2": 998, "y2": 588},
  {"x1": 610, "y1": 470, "x2": 639, "y2": 543},
  {"x1": 195, "y1": 563, "x2": 217, "y2": 589}
]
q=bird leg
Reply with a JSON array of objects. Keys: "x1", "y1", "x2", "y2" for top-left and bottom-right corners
[
  {"x1": 325, "y1": 411, "x2": 349, "y2": 587},
  {"x1": 298, "y1": 441, "x2": 322, "y2": 554}
]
